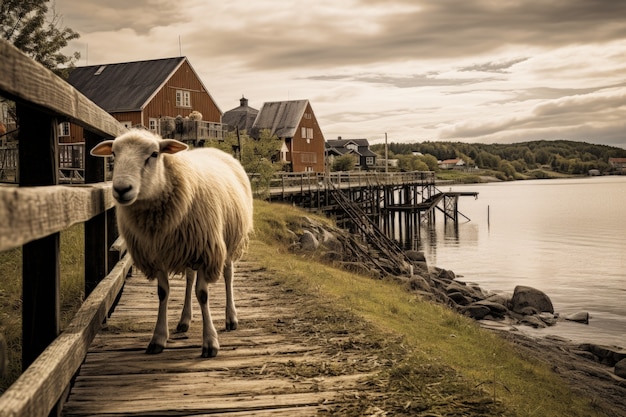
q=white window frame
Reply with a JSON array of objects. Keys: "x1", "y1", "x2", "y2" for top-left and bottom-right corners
[
  {"x1": 58, "y1": 121, "x2": 70, "y2": 137},
  {"x1": 366, "y1": 156, "x2": 374, "y2": 165},
  {"x1": 307, "y1": 128, "x2": 313, "y2": 139},
  {"x1": 120, "y1": 121, "x2": 133, "y2": 129},
  {"x1": 148, "y1": 118, "x2": 160, "y2": 134},
  {"x1": 176, "y1": 90, "x2": 191, "y2": 108}
]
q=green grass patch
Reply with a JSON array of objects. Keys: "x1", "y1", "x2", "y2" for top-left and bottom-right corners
[{"x1": 250, "y1": 199, "x2": 605, "y2": 416}]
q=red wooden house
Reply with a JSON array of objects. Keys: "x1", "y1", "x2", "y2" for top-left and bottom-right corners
[
  {"x1": 251, "y1": 99, "x2": 325, "y2": 173},
  {"x1": 65, "y1": 57, "x2": 223, "y2": 144}
]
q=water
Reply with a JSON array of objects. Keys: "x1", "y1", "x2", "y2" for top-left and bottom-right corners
[{"x1": 417, "y1": 176, "x2": 626, "y2": 348}]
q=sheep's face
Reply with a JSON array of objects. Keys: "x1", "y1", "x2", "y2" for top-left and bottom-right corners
[{"x1": 91, "y1": 129, "x2": 188, "y2": 205}]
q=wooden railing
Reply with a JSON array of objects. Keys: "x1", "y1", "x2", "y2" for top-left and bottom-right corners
[
  {"x1": 0, "y1": 39, "x2": 131, "y2": 416},
  {"x1": 266, "y1": 170, "x2": 436, "y2": 198}
]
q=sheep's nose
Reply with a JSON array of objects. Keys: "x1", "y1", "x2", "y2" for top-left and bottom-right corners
[{"x1": 113, "y1": 184, "x2": 134, "y2": 203}]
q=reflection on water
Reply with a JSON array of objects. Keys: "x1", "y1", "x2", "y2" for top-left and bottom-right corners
[{"x1": 401, "y1": 176, "x2": 626, "y2": 348}]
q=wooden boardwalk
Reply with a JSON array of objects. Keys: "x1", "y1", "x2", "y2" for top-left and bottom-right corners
[{"x1": 62, "y1": 260, "x2": 383, "y2": 416}]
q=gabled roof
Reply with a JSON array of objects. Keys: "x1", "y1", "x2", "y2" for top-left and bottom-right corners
[
  {"x1": 223, "y1": 97, "x2": 259, "y2": 132},
  {"x1": 326, "y1": 138, "x2": 378, "y2": 157},
  {"x1": 252, "y1": 100, "x2": 309, "y2": 138},
  {"x1": 67, "y1": 57, "x2": 187, "y2": 113}
]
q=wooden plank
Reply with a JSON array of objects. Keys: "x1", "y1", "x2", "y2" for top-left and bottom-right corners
[
  {"x1": 0, "y1": 182, "x2": 114, "y2": 251},
  {"x1": 0, "y1": 39, "x2": 125, "y2": 139},
  {"x1": 0, "y1": 254, "x2": 132, "y2": 417},
  {"x1": 61, "y1": 263, "x2": 385, "y2": 416}
]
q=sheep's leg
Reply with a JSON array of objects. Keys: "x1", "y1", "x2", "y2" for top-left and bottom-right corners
[
  {"x1": 176, "y1": 268, "x2": 195, "y2": 333},
  {"x1": 196, "y1": 269, "x2": 219, "y2": 358},
  {"x1": 224, "y1": 261, "x2": 238, "y2": 331},
  {"x1": 146, "y1": 270, "x2": 169, "y2": 354}
]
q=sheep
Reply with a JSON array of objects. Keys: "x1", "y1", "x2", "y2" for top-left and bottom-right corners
[{"x1": 90, "y1": 128, "x2": 253, "y2": 358}]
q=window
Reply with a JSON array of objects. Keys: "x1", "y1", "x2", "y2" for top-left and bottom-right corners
[
  {"x1": 366, "y1": 157, "x2": 374, "y2": 165},
  {"x1": 307, "y1": 128, "x2": 313, "y2": 139},
  {"x1": 149, "y1": 118, "x2": 160, "y2": 134},
  {"x1": 120, "y1": 121, "x2": 133, "y2": 129},
  {"x1": 58, "y1": 122, "x2": 70, "y2": 137},
  {"x1": 176, "y1": 90, "x2": 191, "y2": 107},
  {"x1": 301, "y1": 127, "x2": 306, "y2": 138}
]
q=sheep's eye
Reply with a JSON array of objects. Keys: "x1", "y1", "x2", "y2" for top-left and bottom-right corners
[{"x1": 145, "y1": 151, "x2": 158, "y2": 165}]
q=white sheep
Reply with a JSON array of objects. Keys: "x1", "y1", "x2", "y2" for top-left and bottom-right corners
[{"x1": 91, "y1": 128, "x2": 253, "y2": 358}]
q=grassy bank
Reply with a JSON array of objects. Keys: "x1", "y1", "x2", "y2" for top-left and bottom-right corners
[
  {"x1": 0, "y1": 202, "x2": 608, "y2": 415},
  {"x1": 251, "y1": 200, "x2": 605, "y2": 416},
  {"x1": 0, "y1": 224, "x2": 85, "y2": 392}
]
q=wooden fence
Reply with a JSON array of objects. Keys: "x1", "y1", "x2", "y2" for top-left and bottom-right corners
[{"x1": 0, "y1": 39, "x2": 132, "y2": 416}]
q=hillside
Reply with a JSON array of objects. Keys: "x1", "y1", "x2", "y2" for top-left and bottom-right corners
[{"x1": 371, "y1": 140, "x2": 626, "y2": 180}]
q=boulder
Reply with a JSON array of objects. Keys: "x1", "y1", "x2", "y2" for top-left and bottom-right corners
[
  {"x1": 446, "y1": 281, "x2": 480, "y2": 301},
  {"x1": 563, "y1": 312, "x2": 589, "y2": 324},
  {"x1": 448, "y1": 291, "x2": 473, "y2": 306},
  {"x1": 472, "y1": 300, "x2": 508, "y2": 318},
  {"x1": 299, "y1": 230, "x2": 319, "y2": 251},
  {"x1": 615, "y1": 359, "x2": 626, "y2": 379},
  {"x1": 407, "y1": 276, "x2": 432, "y2": 293},
  {"x1": 579, "y1": 344, "x2": 626, "y2": 366},
  {"x1": 510, "y1": 285, "x2": 554, "y2": 314},
  {"x1": 405, "y1": 250, "x2": 426, "y2": 262},
  {"x1": 461, "y1": 304, "x2": 491, "y2": 320}
]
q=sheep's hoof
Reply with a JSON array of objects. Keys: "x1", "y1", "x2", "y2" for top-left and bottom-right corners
[
  {"x1": 225, "y1": 321, "x2": 238, "y2": 331},
  {"x1": 175, "y1": 323, "x2": 189, "y2": 333},
  {"x1": 145, "y1": 343, "x2": 165, "y2": 354},
  {"x1": 201, "y1": 346, "x2": 218, "y2": 358}
]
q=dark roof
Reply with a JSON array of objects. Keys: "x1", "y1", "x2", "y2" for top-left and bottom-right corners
[
  {"x1": 326, "y1": 139, "x2": 377, "y2": 157},
  {"x1": 222, "y1": 97, "x2": 259, "y2": 132},
  {"x1": 252, "y1": 100, "x2": 309, "y2": 138},
  {"x1": 67, "y1": 57, "x2": 186, "y2": 112}
]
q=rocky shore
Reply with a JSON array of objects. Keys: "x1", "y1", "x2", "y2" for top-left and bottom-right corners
[{"x1": 293, "y1": 215, "x2": 626, "y2": 414}]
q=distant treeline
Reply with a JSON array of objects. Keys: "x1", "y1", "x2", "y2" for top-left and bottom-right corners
[{"x1": 371, "y1": 140, "x2": 626, "y2": 177}]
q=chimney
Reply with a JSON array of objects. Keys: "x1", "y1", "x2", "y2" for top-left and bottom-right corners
[{"x1": 240, "y1": 96, "x2": 248, "y2": 107}]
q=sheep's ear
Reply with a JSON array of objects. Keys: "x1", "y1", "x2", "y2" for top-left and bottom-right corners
[
  {"x1": 160, "y1": 139, "x2": 188, "y2": 154},
  {"x1": 90, "y1": 140, "x2": 114, "y2": 157}
]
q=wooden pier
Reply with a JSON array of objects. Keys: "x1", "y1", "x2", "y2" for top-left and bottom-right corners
[{"x1": 266, "y1": 172, "x2": 478, "y2": 249}]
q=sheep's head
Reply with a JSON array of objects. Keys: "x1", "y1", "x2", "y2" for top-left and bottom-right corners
[{"x1": 91, "y1": 129, "x2": 188, "y2": 205}]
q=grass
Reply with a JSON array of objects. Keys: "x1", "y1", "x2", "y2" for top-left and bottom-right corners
[
  {"x1": 251, "y1": 200, "x2": 605, "y2": 417},
  {"x1": 0, "y1": 201, "x2": 608, "y2": 415},
  {"x1": 0, "y1": 224, "x2": 85, "y2": 393}
]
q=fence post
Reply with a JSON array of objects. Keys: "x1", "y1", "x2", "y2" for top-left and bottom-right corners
[
  {"x1": 84, "y1": 130, "x2": 109, "y2": 296},
  {"x1": 17, "y1": 105, "x2": 61, "y2": 371}
]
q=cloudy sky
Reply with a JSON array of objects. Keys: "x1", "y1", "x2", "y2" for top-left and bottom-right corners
[{"x1": 55, "y1": 0, "x2": 626, "y2": 148}]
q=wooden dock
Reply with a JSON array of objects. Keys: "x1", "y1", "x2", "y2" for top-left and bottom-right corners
[{"x1": 61, "y1": 260, "x2": 385, "y2": 416}]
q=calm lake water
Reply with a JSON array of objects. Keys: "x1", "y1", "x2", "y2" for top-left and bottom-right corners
[{"x1": 415, "y1": 176, "x2": 626, "y2": 348}]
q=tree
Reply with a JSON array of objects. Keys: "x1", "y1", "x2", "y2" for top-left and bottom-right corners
[
  {"x1": 331, "y1": 154, "x2": 356, "y2": 172},
  {"x1": 1, "y1": 0, "x2": 80, "y2": 77},
  {"x1": 210, "y1": 129, "x2": 284, "y2": 198}
]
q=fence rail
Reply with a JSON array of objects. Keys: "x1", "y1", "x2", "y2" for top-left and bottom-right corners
[{"x1": 0, "y1": 39, "x2": 128, "y2": 417}]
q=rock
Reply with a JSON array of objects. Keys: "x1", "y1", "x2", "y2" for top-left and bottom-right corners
[
  {"x1": 405, "y1": 250, "x2": 426, "y2": 262},
  {"x1": 461, "y1": 304, "x2": 491, "y2": 320},
  {"x1": 537, "y1": 312, "x2": 557, "y2": 326},
  {"x1": 563, "y1": 312, "x2": 589, "y2": 324},
  {"x1": 407, "y1": 276, "x2": 431, "y2": 292},
  {"x1": 472, "y1": 300, "x2": 508, "y2": 318},
  {"x1": 446, "y1": 281, "x2": 480, "y2": 300},
  {"x1": 579, "y1": 344, "x2": 626, "y2": 366},
  {"x1": 320, "y1": 230, "x2": 343, "y2": 252},
  {"x1": 519, "y1": 315, "x2": 547, "y2": 328},
  {"x1": 448, "y1": 291, "x2": 473, "y2": 306},
  {"x1": 510, "y1": 285, "x2": 554, "y2": 314},
  {"x1": 615, "y1": 359, "x2": 626, "y2": 379},
  {"x1": 299, "y1": 230, "x2": 319, "y2": 251}
]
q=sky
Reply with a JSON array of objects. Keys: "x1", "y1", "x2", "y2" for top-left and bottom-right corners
[{"x1": 55, "y1": 0, "x2": 626, "y2": 149}]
